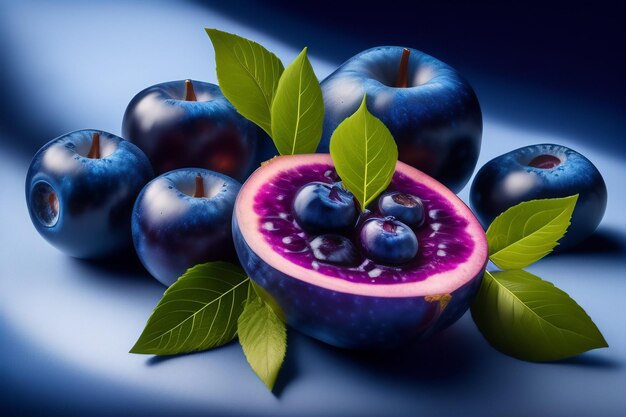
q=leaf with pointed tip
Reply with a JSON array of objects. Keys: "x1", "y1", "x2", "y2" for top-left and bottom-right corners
[
  {"x1": 206, "y1": 28, "x2": 284, "y2": 136},
  {"x1": 130, "y1": 262, "x2": 249, "y2": 355},
  {"x1": 329, "y1": 96, "x2": 398, "y2": 210},
  {"x1": 471, "y1": 270, "x2": 607, "y2": 362},
  {"x1": 238, "y1": 289, "x2": 287, "y2": 391},
  {"x1": 270, "y1": 47, "x2": 324, "y2": 155},
  {"x1": 486, "y1": 195, "x2": 578, "y2": 270}
]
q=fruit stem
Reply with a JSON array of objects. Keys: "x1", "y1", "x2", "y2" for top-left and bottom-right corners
[
  {"x1": 395, "y1": 48, "x2": 410, "y2": 88},
  {"x1": 184, "y1": 79, "x2": 197, "y2": 101},
  {"x1": 87, "y1": 132, "x2": 101, "y2": 159},
  {"x1": 193, "y1": 175, "x2": 205, "y2": 198}
]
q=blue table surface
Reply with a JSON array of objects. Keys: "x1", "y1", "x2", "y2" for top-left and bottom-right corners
[{"x1": 1, "y1": 1, "x2": 625, "y2": 416}]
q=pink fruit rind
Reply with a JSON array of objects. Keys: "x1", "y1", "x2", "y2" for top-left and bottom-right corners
[{"x1": 233, "y1": 154, "x2": 487, "y2": 348}]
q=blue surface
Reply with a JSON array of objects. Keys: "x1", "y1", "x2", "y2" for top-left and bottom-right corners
[{"x1": 1, "y1": 1, "x2": 625, "y2": 416}]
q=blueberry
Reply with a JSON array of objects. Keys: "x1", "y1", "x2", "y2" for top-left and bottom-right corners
[
  {"x1": 132, "y1": 168, "x2": 241, "y2": 286},
  {"x1": 470, "y1": 143, "x2": 607, "y2": 250},
  {"x1": 25, "y1": 130, "x2": 153, "y2": 259},
  {"x1": 309, "y1": 234, "x2": 361, "y2": 266},
  {"x1": 293, "y1": 182, "x2": 358, "y2": 232},
  {"x1": 359, "y1": 217, "x2": 418, "y2": 265},
  {"x1": 378, "y1": 192, "x2": 425, "y2": 227}
]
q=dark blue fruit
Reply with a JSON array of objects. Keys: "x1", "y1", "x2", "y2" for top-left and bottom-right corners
[
  {"x1": 132, "y1": 168, "x2": 241, "y2": 286},
  {"x1": 359, "y1": 217, "x2": 418, "y2": 265},
  {"x1": 320, "y1": 46, "x2": 482, "y2": 193},
  {"x1": 309, "y1": 234, "x2": 361, "y2": 266},
  {"x1": 378, "y1": 192, "x2": 425, "y2": 227},
  {"x1": 293, "y1": 182, "x2": 357, "y2": 232},
  {"x1": 25, "y1": 130, "x2": 153, "y2": 259},
  {"x1": 470, "y1": 143, "x2": 607, "y2": 250},
  {"x1": 122, "y1": 79, "x2": 258, "y2": 181}
]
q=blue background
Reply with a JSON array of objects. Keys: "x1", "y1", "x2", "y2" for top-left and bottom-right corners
[{"x1": 1, "y1": 1, "x2": 624, "y2": 416}]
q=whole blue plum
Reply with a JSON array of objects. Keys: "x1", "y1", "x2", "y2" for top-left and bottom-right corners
[
  {"x1": 320, "y1": 46, "x2": 482, "y2": 193},
  {"x1": 122, "y1": 79, "x2": 258, "y2": 181},
  {"x1": 25, "y1": 130, "x2": 154, "y2": 259},
  {"x1": 132, "y1": 168, "x2": 241, "y2": 286},
  {"x1": 470, "y1": 143, "x2": 607, "y2": 250}
]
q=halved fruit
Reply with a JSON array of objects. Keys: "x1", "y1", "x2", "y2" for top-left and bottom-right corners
[{"x1": 233, "y1": 154, "x2": 487, "y2": 349}]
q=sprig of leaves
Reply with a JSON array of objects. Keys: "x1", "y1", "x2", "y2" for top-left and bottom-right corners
[
  {"x1": 207, "y1": 29, "x2": 324, "y2": 155},
  {"x1": 329, "y1": 95, "x2": 398, "y2": 210},
  {"x1": 472, "y1": 195, "x2": 607, "y2": 361},
  {"x1": 131, "y1": 262, "x2": 286, "y2": 391}
]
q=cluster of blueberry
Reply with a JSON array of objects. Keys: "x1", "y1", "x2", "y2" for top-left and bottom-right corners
[{"x1": 292, "y1": 182, "x2": 426, "y2": 267}]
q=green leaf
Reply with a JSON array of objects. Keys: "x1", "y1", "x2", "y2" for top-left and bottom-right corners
[
  {"x1": 471, "y1": 270, "x2": 608, "y2": 362},
  {"x1": 130, "y1": 262, "x2": 249, "y2": 355},
  {"x1": 206, "y1": 28, "x2": 284, "y2": 136},
  {"x1": 249, "y1": 280, "x2": 287, "y2": 323},
  {"x1": 238, "y1": 288, "x2": 287, "y2": 391},
  {"x1": 270, "y1": 47, "x2": 324, "y2": 155},
  {"x1": 329, "y1": 95, "x2": 398, "y2": 209},
  {"x1": 486, "y1": 195, "x2": 578, "y2": 270}
]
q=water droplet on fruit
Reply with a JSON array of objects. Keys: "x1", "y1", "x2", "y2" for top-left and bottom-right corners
[
  {"x1": 368, "y1": 268, "x2": 382, "y2": 278},
  {"x1": 437, "y1": 250, "x2": 446, "y2": 257},
  {"x1": 282, "y1": 237, "x2": 292, "y2": 244},
  {"x1": 263, "y1": 222, "x2": 275, "y2": 231}
]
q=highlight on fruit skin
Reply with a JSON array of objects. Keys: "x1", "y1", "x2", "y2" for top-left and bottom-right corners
[
  {"x1": 232, "y1": 154, "x2": 488, "y2": 349},
  {"x1": 25, "y1": 129, "x2": 154, "y2": 259}
]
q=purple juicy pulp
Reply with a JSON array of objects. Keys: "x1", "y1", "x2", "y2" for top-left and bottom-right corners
[
  {"x1": 254, "y1": 163, "x2": 473, "y2": 284},
  {"x1": 233, "y1": 154, "x2": 487, "y2": 349}
]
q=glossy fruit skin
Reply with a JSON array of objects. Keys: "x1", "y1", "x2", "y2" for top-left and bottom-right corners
[
  {"x1": 359, "y1": 217, "x2": 418, "y2": 265},
  {"x1": 470, "y1": 143, "x2": 607, "y2": 250},
  {"x1": 122, "y1": 80, "x2": 258, "y2": 181},
  {"x1": 132, "y1": 168, "x2": 241, "y2": 286},
  {"x1": 232, "y1": 154, "x2": 488, "y2": 350},
  {"x1": 320, "y1": 46, "x2": 482, "y2": 193},
  {"x1": 378, "y1": 192, "x2": 425, "y2": 227},
  {"x1": 25, "y1": 130, "x2": 154, "y2": 259},
  {"x1": 292, "y1": 182, "x2": 357, "y2": 232}
]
